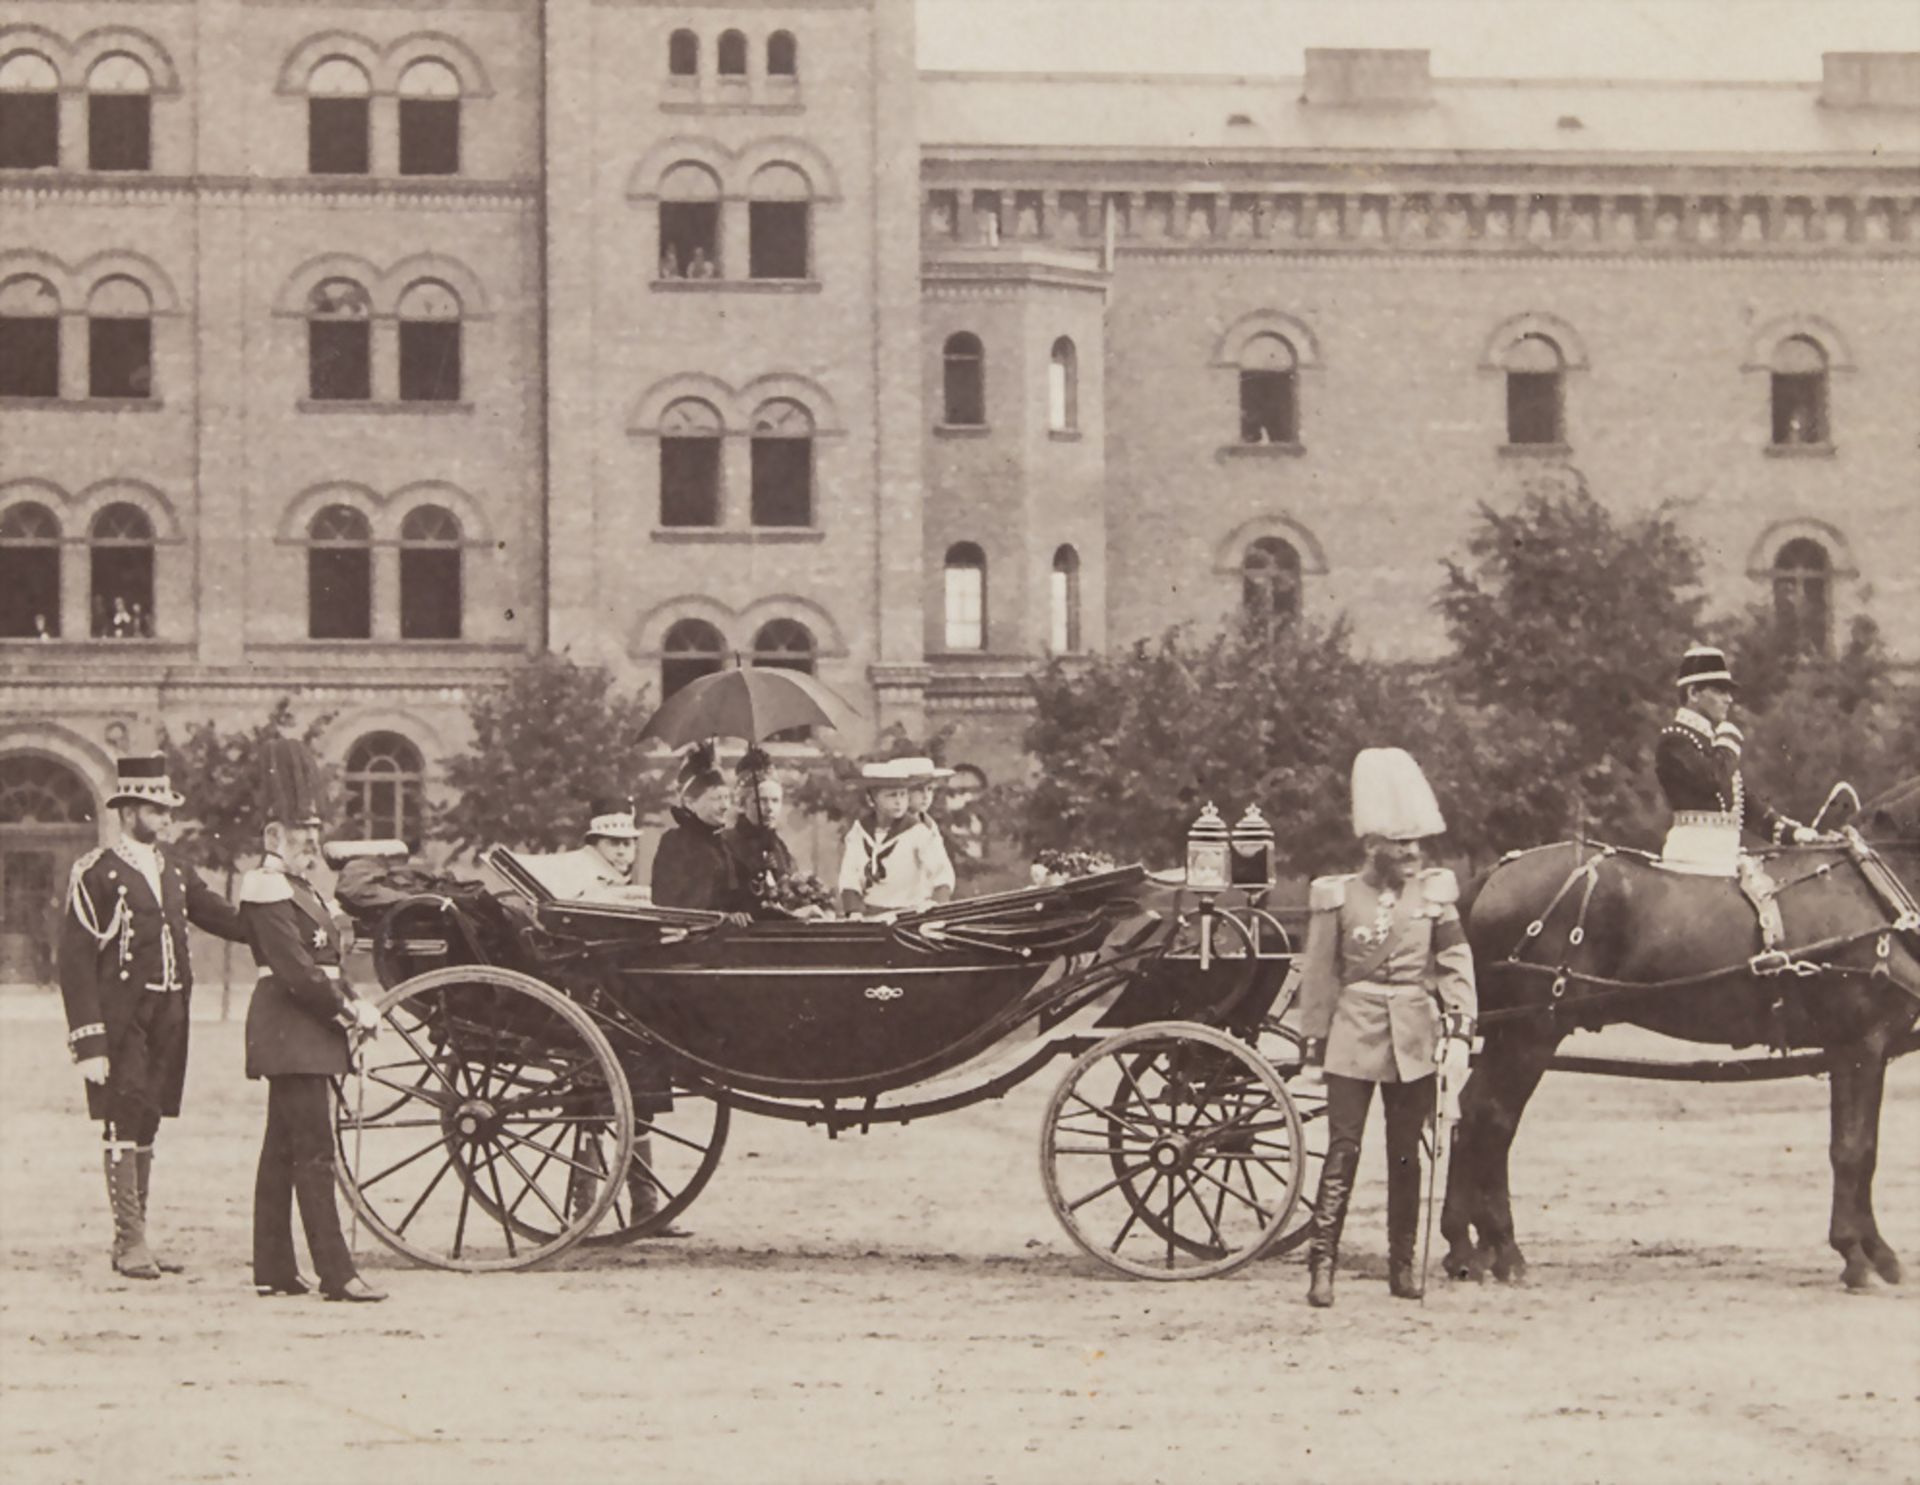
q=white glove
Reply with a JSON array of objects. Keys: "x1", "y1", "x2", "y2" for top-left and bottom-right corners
[
  {"x1": 78, "y1": 1056, "x2": 110, "y2": 1085},
  {"x1": 1438, "y1": 1036, "x2": 1472, "y2": 1084},
  {"x1": 1789, "y1": 825, "x2": 1820, "y2": 846},
  {"x1": 348, "y1": 999, "x2": 383, "y2": 1036}
]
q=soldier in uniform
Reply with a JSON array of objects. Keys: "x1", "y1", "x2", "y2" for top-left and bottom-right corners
[
  {"x1": 1655, "y1": 643, "x2": 1819, "y2": 874},
  {"x1": 59, "y1": 754, "x2": 246, "y2": 1280},
  {"x1": 240, "y1": 738, "x2": 386, "y2": 1302},
  {"x1": 1298, "y1": 748, "x2": 1477, "y2": 1307}
]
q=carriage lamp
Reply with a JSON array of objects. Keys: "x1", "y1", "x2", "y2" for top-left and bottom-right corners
[
  {"x1": 1186, "y1": 803, "x2": 1231, "y2": 971},
  {"x1": 1230, "y1": 804, "x2": 1276, "y2": 888}
]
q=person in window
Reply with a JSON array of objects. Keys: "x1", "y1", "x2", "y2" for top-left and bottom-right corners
[
  {"x1": 107, "y1": 596, "x2": 136, "y2": 639},
  {"x1": 686, "y1": 246, "x2": 717, "y2": 280},
  {"x1": 530, "y1": 800, "x2": 648, "y2": 903},
  {"x1": 659, "y1": 245, "x2": 681, "y2": 280},
  {"x1": 1655, "y1": 644, "x2": 1822, "y2": 875},
  {"x1": 33, "y1": 612, "x2": 53, "y2": 640},
  {"x1": 651, "y1": 744, "x2": 751, "y2": 920},
  {"x1": 240, "y1": 738, "x2": 386, "y2": 1303},
  {"x1": 838, "y1": 759, "x2": 955, "y2": 917},
  {"x1": 131, "y1": 601, "x2": 151, "y2": 639}
]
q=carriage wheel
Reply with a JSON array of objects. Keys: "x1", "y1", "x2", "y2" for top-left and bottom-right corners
[
  {"x1": 581, "y1": 1093, "x2": 729, "y2": 1246},
  {"x1": 334, "y1": 966, "x2": 634, "y2": 1272},
  {"x1": 1253, "y1": 1017, "x2": 1326, "y2": 1256},
  {"x1": 1040, "y1": 1021, "x2": 1305, "y2": 1280}
]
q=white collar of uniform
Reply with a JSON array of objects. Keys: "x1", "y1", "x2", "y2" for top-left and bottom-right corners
[
  {"x1": 114, "y1": 838, "x2": 160, "y2": 873},
  {"x1": 1672, "y1": 707, "x2": 1714, "y2": 739}
]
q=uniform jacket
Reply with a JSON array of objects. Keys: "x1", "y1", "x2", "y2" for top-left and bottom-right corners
[
  {"x1": 1653, "y1": 707, "x2": 1792, "y2": 844},
  {"x1": 1297, "y1": 867, "x2": 1477, "y2": 1083},
  {"x1": 651, "y1": 808, "x2": 748, "y2": 913},
  {"x1": 58, "y1": 842, "x2": 246, "y2": 1117},
  {"x1": 240, "y1": 856, "x2": 355, "y2": 1079},
  {"x1": 838, "y1": 815, "x2": 955, "y2": 912}
]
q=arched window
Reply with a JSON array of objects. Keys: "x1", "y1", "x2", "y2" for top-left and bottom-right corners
[
  {"x1": 0, "y1": 503, "x2": 61, "y2": 638},
  {"x1": 1770, "y1": 336, "x2": 1829, "y2": 446},
  {"x1": 397, "y1": 280, "x2": 462, "y2": 402},
  {"x1": 0, "y1": 755, "x2": 95, "y2": 823},
  {"x1": 1048, "y1": 337, "x2": 1078, "y2": 433},
  {"x1": 717, "y1": 29, "x2": 748, "y2": 77},
  {"x1": 1242, "y1": 537, "x2": 1302, "y2": 626},
  {"x1": 659, "y1": 398, "x2": 722, "y2": 527},
  {"x1": 344, "y1": 732, "x2": 425, "y2": 845},
  {"x1": 748, "y1": 163, "x2": 810, "y2": 280},
  {"x1": 1503, "y1": 333, "x2": 1565, "y2": 445},
  {"x1": 943, "y1": 332, "x2": 985, "y2": 427},
  {"x1": 668, "y1": 29, "x2": 699, "y2": 77},
  {"x1": 1049, "y1": 546, "x2": 1081, "y2": 654},
  {"x1": 307, "y1": 504, "x2": 372, "y2": 639},
  {"x1": 752, "y1": 618, "x2": 815, "y2": 673},
  {"x1": 87, "y1": 54, "x2": 152, "y2": 172},
  {"x1": 307, "y1": 57, "x2": 371, "y2": 175},
  {"x1": 0, "y1": 275, "x2": 60, "y2": 398},
  {"x1": 307, "y1": 278, "x2": 372, "y2": 401},
  {"x1": 661, "y1": 618, "x2": 725, "y2": 699},
  {"x1": 398, "y1": 59, "x2": 461, "y2": 176},
  {"x1": 89, "y1": 504, "x2": 154, "y2": 639},
  {"x1": 1239, "y1": 333, "x2": 1297, "y2": 444},
  {"x1": 399, "y1": 505, "x2": 462, "y2": 640},
  {"x1": 750, "y1": 399, "x2": 812, "y2": 527},
  {"x1": 88, "y1": 277, "x2": 153, "y2": 400},
  {"x1": 767, "y1": 31, "x2": 798, "y2": 78},
  {"x1": 944, "y1": 543, "x2": 986, "y2": 651},
  {"x1": 658, "y1": 162, "x2": 722, "y2": 280},
  {"x1": 1772, "y1": 537, "x2": 1831, "y2": 653},
  {"x1": 0, "y1": 52, "x2": 59, "y2": 169}
]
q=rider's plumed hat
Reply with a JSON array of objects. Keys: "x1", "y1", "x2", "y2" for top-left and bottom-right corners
[
  {"x1": 1350, "y1": 747, "x2": 1447, "y2": 841},
  {"x1": 1675, "y1": 642, "x2": 1738, "y2": 693},
  {"x1": 258, "y1": 736, "x2": 326, "y2": 828}
]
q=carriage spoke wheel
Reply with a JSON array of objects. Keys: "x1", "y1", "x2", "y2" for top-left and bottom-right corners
[
  {"x1": 334, "y1": 966, "x2": 634, "y2": 1272},
  {"x1": 1040, "y1": 1021, "x2": 1305, "y2": 1280},
  {"x1": 580, "y1": 1091, "x2": 729, "y2": 1246}
]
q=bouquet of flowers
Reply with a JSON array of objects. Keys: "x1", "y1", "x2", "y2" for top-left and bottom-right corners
[
  {"x1": 1030, "y1": 847, "x2": 1119, "y2": 886},
  {"x1": 773, "y1": 870, "x2": 837, "y2": 916}
]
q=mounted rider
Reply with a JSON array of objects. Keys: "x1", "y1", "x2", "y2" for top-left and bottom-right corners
[{"x1": 1655, "y1": 644, "x2": 1819, "y2": 876}]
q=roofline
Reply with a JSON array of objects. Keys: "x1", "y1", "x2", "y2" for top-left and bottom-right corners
[
  {"x1": 917, "y1": 144, "x2": 1920, "y2": 170},
  {"x1": 916, "y1": 68, "x2": 1824, "y2": 93}
]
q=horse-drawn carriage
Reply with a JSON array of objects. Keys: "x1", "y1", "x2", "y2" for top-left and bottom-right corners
[{"x1": 331, "y1": 847, "x2": 1324, "y2": 1281}]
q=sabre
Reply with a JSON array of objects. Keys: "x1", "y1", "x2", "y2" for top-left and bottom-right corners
[
  {"x1": 347, "y1": 1033, "x2": 366, "y2": 1256},
  {"x1": 1418, "y1": 1038, "x2": 1463, "y2": 1303}
]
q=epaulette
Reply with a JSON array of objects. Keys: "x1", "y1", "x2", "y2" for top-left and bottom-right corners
[
  {"x1": 238, "y1": 867, "x2": 295, "y2": 905},
  {"x1": 1308, "y1": 874, "x2": 1351, "y2": 912},
  {"x1": 67, "y1": 847, "x2": 107, "y2": 894},
  {"x1": 1418, "y1": 866, "x2": 1459, "y2": 904}
]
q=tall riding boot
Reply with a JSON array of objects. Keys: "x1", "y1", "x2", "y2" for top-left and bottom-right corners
[
  {"x1": 103, "y1": 1147, "x2": 160, "y2": 1280},
  {"x1": 133, "y1": 1147, "x2": 184, "y2": 1273},
  {"x1": 1306, "y1": 1146, "x2": 1359, "y2": 1308},
  {"x1": 1386, "y1": 1141, "x2": 1424, "y2": 1299}
]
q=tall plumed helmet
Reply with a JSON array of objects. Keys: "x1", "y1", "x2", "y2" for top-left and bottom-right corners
[
  {"x1": 258, "y1": 736, "x2": 326, "y2": 828},
  {"x1": 1350, "y1": 747, "x2": 1447, "y2": 842}
]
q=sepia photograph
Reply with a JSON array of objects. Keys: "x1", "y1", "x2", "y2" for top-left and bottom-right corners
[{"x1": 1, "y1": 1, "x2": 1916, "y2": 1481}]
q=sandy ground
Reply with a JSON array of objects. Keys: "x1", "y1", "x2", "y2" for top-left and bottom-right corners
[{"x1": 1, "y1": 992, "x2": 1915, "y2": 1485}]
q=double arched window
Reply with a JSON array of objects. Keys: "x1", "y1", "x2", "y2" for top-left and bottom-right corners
[
  {"x1": 1242, "y1": 537, "x2": 1302, "y2": 627},
  {"x1": 1769, "y1": 336, "x2": 1829, "y2": 447},
  {"x1": 1502, "y1": 334, "x2": 1566, "y2": 445},
  {"x1": 343, "y1": 733, "x2": 425, "y2": 845},
  {"x1": 88, "y1": 54, "x2": 152, "y2": 171},
  {"x1": 943, "y1": 333, "x2": 985, "y2": 427},
  {"x1": 944, "y1": 543, "x2": 987, "y2": 651},
  {"x1": 90, "y1": 504, "x2": 154, "y2": 639},
  {"x1": 307, "y1": 57, "x2": 371, "y2": 175},
  {"x1": 0, "y1": 275, "x2": 60, "y2": 398},
  {"x1": 307, "y1": 504, "x2": 373, "y2": 639},
  {"x1": 662, "y1": 618, "x2": 726, "y2": 699},
  {"x1": 0, "y1": 503, "x2": 61, "y2": 638},
  {"x1": 398, "y1": 59, "x2": 460, "y2": 176},
  {"x1": 0, "y1": 52, "x2": 59, "y2": 169}
]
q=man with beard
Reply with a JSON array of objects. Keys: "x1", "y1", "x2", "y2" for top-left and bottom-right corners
[
  {"x1": 1296, "y1": 748, "x2": 1476, "y2": 1307},
  {"x1": 59, "y1": 754, "x2": 247, "y2": 1280}
]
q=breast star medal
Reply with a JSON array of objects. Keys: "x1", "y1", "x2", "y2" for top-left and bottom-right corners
[{"x1": 312, "y1": 926, "x2": 329, "y2": 950}]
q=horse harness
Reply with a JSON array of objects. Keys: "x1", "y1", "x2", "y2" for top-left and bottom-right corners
[{"x1": 1482, "y1": 828, "x2": 1920, "y2": 1041}]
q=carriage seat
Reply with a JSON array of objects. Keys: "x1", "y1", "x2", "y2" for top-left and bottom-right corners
[{"x1": 486, "y1": 845, "x2": 652, "y2": 907}]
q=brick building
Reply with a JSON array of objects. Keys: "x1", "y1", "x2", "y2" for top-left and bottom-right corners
[{"x1": 2, "y1": 2, "x2": 1916, "y2": 978}]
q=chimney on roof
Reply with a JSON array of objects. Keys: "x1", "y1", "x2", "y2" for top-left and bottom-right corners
[
  {"x1": 1821, "y1": 52, "x2": 1920, "y2": 109},
  {"x1": 1302, "y1": 49, "x2": 1432, "y2": 108}
]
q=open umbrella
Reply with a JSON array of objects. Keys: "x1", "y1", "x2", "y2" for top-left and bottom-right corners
[{"x1": 637, "y1": 665, "x2": 860, "y2": 748}]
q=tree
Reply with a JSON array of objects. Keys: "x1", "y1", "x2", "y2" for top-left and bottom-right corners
[
  {"x1": 161, "y1": 698, "x2": 333, "y2": 1017},
  {"x1": 783, "y1": 721, "x2": 961, "y2": 825},
  {"x1": 435, "y1": 655, "x2": 668, "y2": 854},
  {"x1": 1436, "y1": 475, "x2": 1707, "y2": 847}
]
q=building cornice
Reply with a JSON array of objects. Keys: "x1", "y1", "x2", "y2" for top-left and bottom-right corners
[{"x1": 0, "y1": 172, "x2": 539, "y2": 210}]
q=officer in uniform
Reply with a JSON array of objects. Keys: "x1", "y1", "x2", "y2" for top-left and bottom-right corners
[
  {"x1": 59, "y1": 754, "x2": 246, "y2": 1280},
  {"x1": 240, "y1": 738, "x2": 386, "y2": 1302},
  {"x1": 1298, "y1": 748, "x2": 1477, "y2": 1307},
  {"x1": 1655, "y1": 643, "x2": 1818, "y2": 874}
]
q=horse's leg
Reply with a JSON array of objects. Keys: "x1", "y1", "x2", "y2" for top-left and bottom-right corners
[
  {"x1": 1828, "y1": 1031, "x2": 1902, "y2": 1289},
  {"x1": 1441, "y1": 1060, "x2": 1491, "y2": 1281},
  {"x1": 1463, "y1": 1025, "x2": 1561, "y2": 1283}
]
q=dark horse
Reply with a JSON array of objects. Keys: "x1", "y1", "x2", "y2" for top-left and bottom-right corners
[{"x1": 1443, "y1": 777, "x2": 1920, "y2": 1289}]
